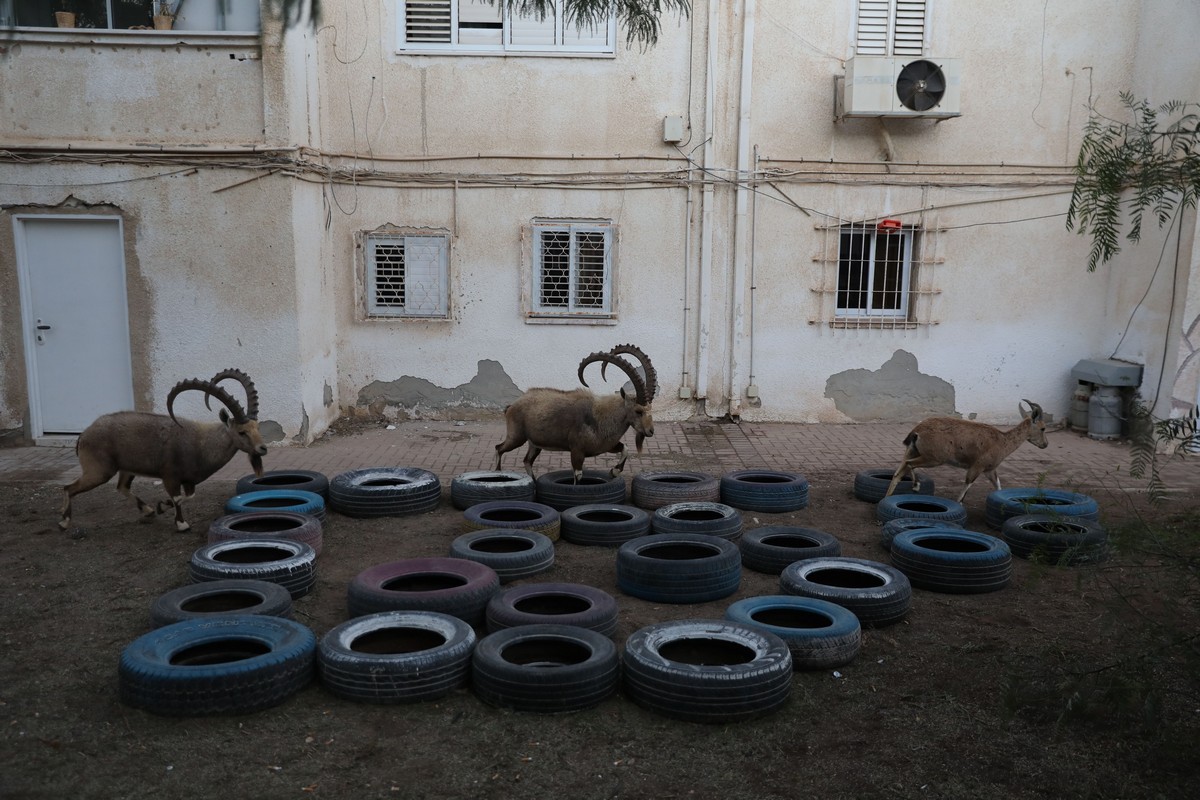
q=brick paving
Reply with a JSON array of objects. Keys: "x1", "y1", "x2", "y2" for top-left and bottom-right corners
[{"x1": 2, "y1": 418, "x2": 1190, "y2": 499}]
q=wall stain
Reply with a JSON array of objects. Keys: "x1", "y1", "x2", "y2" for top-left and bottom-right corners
[
  {"x1": 825, "y1": 350, "x2": 956, "y2": 422},
  {"x1": 357, "y1": 359, "x2": 522, "y2": 417}
]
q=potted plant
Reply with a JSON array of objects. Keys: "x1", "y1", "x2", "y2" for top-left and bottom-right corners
[
  {"x1": 152, "y1": 0, "x2": 181, "y2": 29},
  {"x1": 55, "y1": 1, "x2": 76, "y2": 27}
]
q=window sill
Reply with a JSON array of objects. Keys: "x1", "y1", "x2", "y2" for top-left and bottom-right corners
[
  {"x1": 6, "y1": 27, "x2": 260, "y2": 47},
  {"x1": 814, "y1": 317, "x2": 924, "y2": 330},
  {"x1": 395, "y1": 48, "x2": 615, "y2": 59},
  {"x1": 525, "y1": 315, "x2": 617, "y2": 326}
]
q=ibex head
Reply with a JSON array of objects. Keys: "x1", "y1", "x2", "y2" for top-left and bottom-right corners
[
  {"x1": 167, "y1": 369, "x2": 267, "y2": 475},
  {"x1": 579, "y1": 344, "x2": 658, "y2": 452},
  {"x1": 1020, "y1": 399, "x2": 1049, "y2": 449}
]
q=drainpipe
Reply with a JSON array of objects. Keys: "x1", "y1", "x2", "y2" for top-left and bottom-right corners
[
  {"x1": 695, "y1": 0, "x2": 719, "y2": 407},
  {"x1": 728, "y1": 0, "x2": 756, "y2": 419}
]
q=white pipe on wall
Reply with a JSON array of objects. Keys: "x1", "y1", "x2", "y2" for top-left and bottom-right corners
[
  {"x1": 695, "y1": 0, "x2": 720, "y2": 404},
  {"x1": 729, "y1": 0, "x2": 756, "y2": 418}
]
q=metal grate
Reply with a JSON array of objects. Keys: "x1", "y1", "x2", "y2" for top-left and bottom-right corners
[
  {"x1": 366, "y1": 232, "x2": 449, "y2": 319},
  {"x1": 373, "y1": 243, "x2": 407, "y2": 307},
  {"x1": 532, "y1": 221, "x2": 613, "y2": 316}
]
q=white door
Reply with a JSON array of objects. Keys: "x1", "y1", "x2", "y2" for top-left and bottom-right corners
[{"x1": 16, "y1": 215, "x2": 134, "y2": 438}]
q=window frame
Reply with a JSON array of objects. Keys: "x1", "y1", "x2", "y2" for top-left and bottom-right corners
[
  {"x1": 835, "y1": 224, "x2": 915, "y2": 319},
  {"x1": 396, "y1": 0, "x2": 617, "y2": 56},
  {"x1": 526, "y1": 219, "x2": 616, "y2": 322},
  {"x1": 360, "y1": 228, "x2": 452, "y2": 321}
]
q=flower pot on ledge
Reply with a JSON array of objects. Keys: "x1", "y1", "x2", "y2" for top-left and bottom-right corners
[
  {"x1": 55, "y1": 11, "x2": 76, "y2": 27},
  {"x1": 152, "y1": 14, "x2": 174, "y2": 30}
]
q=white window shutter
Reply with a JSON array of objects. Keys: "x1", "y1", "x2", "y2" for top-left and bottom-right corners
[
  {"x1": 893, "y1": 0, "x2": 927, "y2": 56},
  {"x1": 457, "y1": 0, "x2": 502, "y2": 45},
  {"x1": 405, "y1": 0, "x2": 452, "y2": 43},
  {"x1": 402, "y1": 236, "x2": 449, "y2": 316},
  {"x1": 509, "y1": 4, "x2": 558, "y2": 46},
  {"x1": 856, "y1": 0, "x2": 890, "y2": 56}
]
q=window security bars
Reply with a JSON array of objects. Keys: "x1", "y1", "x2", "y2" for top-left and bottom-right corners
[
  {"x1": 532, "y1": 221, "x2": 613, "y2": 317},
  {"x1": 365, "y1": 233, "x2": 450, "y2": 319}
]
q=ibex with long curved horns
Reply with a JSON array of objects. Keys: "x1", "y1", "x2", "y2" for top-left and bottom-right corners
[
  {"x1": 60, "y1": 369, "x2": 267, "y2": 532},
  {"x1": 494, "y1": 344, "x2": 658, "y2": 482}
]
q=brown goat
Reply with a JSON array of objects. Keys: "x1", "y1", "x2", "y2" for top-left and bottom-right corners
[
  {"x1": 60, "y1": 369, "x2": 267, "y2": 532},
  {"x1": 494, "y1": 345, "x2": 657, "y2": 482},
  {"x1": 884, "y1": 400, "x2": 1048, "y2": 502}
]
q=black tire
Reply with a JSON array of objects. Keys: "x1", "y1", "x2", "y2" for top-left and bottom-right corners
[
  {"x1": 317, "y1": 610, "x2": 476, "y2": 704},
  {"x1": 719, "y1": 470, "x2": 809, "y2": 513},
  {"x1": 149, "y1": 579, "x2": 294, "y2": 628},
  {"x1": 739, "y1": 526, "x2": 841, "y2": 574},
  {"x1": 725, "y1": 595, "x2": 861, "y2": 670},
  {"x1": 879, "y1": 517, "x2": 961, "y2": 551},
  {"x1": 329, "y1": 467, "x2": 442, "y2": 518},
  {"x1": 651, "y1": 501, "x2": 744, "y2": 541},
  {"x1": 462, "y1": 500, "x2": 561, "y2": 542},
  {"x1": 621, "y1": 619, "x2": 793, "y2": 724},
  {"x1": 118, "y1": 615, "x2": 316, "y2": 716},
  {"x1": 471, "y1": 624, "x2": 620, "y2": 713},
  {"x1": 224, "y1": 489, "x2": 326, "y2": 523},
  {"x1": 534, "y1": 469, "x2": 627, "y2": 510},
  {"x1": 485, "y1": 583, "x2": 619, "y2": 638},
  {"x1": 236, "y1": 470, "x2": 329, "y2": 500},
  {"x1": 630, "y1": 471, "x2": 720, "y2": 510},
  {"x1": 616, "y1": 533, "x2": 741, "y2": 604},
  {"x1": 448, "y1": 529, "x2": 555, "y2": 583},
  {"x1": 450, "y1": 471, "x2": 536, "y2": 511},
  {"x1": 1000, "y1": 513, "x2": 1110, "y2": 565},
  {"x1": 890, "y1": 529, "x2": 1013, "y2": 594},
  {"x1": 984, "y1": 488, "x2": 1100, "y2": 530},
  {"x1": 875, "y1": 494, "x2": 967, "y2": 527},
  {"x1": 779, "y1": 556, "x2": 912, "y2": 628},
  {"x1": 189, "y1": 538, "x2": 317, "y2": 599},
  {"x1": 853, "y1": 468, "x2": 934, "y2": 503},
  {"x1": 347, "y1": 557, "x2": 500, "y2": 628},
  {"x1": 559, "y1": 503, "x2": 651, "y2": 546},
  {"x1": 207, "y1": 511, "x2": 323, "y2": 556}
]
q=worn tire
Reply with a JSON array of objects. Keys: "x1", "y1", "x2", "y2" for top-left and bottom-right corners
[
  {"x1": 853, "y1": 468, "x2": 934, "y2": 503},
  {"x1": 739, "y1": 526, "x2": 841, "y2": 574},
  {"x1": 118, "y1": 615, "x2": 316, "y2": 716},
  {"x1": 725, "y1": 595, "x2": 861, "y2": 670},
  {"x1": 149, "y1": 579, "x2": 294, "y2": 628},
  {"x1": 472, "y1": 624, "x2": 620, "y2": 713},
  {"x1": 329, "y1": 467, "x2": 442, "y2": 518},
  {"x1": 534, "y1": 469, "x2": 627, "y2": 510},
  {"x1": 616, "y1": 533, "x2": 741, "y2": 604},
  {"x1": 207, "y1": 511, "x2": 323, "y2": 556},
  {"x1": 779, "y1": 556, "x2": 912, "y2": 628},
  {"x1": 485, "y1": 583, "x2": 619, "y2": 638},
  {"x1": 719, "y1": 469, "x2": 809, "y2": 513},
  {"x1": 317, "y1": 610, "x2": 476, "y2": 704},
  {"x1": 448, "y1": 529, "x2": 555, "y2": 583},
  {"x1": 450, "y1": 471, "x2": 535, "y2": 511},
  {"x1": 621, "y1": 619, "x2": 793, "y2": 724},
  {"x1": 879, "y1": 517, "x2": 962, "y2": 551},
  {"x1": 1001, "y1": 513, "x2": 1109, "y2": 565},
  {"x1": 461, "y1": 500, "x2": 561, "y2": 542},
  {"x1": 559, "y1": 503, "x2": 651, "y2": 546},
  {"x1": 189, "y1": 538, "x2": 317, "y2": 599},
  {"x1": 890, "y1": 529, "x2": 1013, "y2": 593},
  {"x1": 224, "y1": 489, "x2": 326, "y2": 523},
  {"x1": 984, "y1": 488, "x2": 1100, "y2": 530},
  {"x1": 346, "y1": 557, "x2": 500, "y2": 627},
  {"x1": 236, "y1": 470, "x2": 329, "y2": 500},
  {"x1": 651, "y1": 501, "x2": 744, "y2": 541},
  {"x1": 630, "y1": 471, "x2": 720, "y2": 510},
  {"x1": 875, "y1": 494, "x2": 968, "y2": 527}
]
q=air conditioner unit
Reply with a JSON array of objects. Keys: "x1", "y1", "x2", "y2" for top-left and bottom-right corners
[{"x1": 841, "y1": 56, "x2": 962, "y2": 119}]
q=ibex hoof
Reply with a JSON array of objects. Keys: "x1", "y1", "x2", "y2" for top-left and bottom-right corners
[
  {"x1": 176, "y1": 521, "x2": 191, "y2": 533},
  {"x1": 58, "y1": 519, "x2": 69, "y2": 531}
]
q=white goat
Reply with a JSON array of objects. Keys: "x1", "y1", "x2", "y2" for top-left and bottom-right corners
[
  {"x1": 494, "y1": 344, "x2": 657, "y2": 482},
  {"x1": 884, "y1": 400, "x2": 1048, "y2": 502},
  {"x1": 60, "y1": 369, "x2": 267, "y2": 532}
]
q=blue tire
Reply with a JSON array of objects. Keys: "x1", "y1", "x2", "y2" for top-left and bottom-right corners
[
  {"x1": 725, "y1": 595, "x2": 861, "y2": 670},
  {"x1": 225, "y1": 489, "x2": 326, "y2": 522},
  {"x1": 118, "y1": 615, "x2": 316, "y2": 716},
  {"x1": 984, "y1": 488, "x2": 1100, "y2": 530},
  {"x1": 890, "y1": 528, "x2": 1012, "y2": 593},
  {"x1": 719, "y1": 470, "x2": 809, "y2": 512},
  {"x1": 875, "y1": 494, "x2": 967, "y2": 527},
  {"x1": 616, "y1": 533, "x2": 741, "y2": 604},
  {"x1": 879, "y1": 517, "x2": 961, "y2": 551}
]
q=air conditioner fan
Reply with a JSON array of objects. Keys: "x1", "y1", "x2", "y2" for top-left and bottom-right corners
[{"x1": 895, "y1": 60, "x2": 946, "y2": 112}]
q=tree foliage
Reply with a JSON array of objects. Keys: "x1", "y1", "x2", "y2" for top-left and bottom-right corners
[
  {"x1": 273, "y1": 0, "x2": 691, "y2": 48},
  {"x1": 1067, "y1": 92, "x2": 1200, "y2": 272}
]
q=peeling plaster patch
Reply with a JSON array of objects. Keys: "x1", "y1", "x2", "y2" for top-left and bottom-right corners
[
  {"x1": 258, "y1": 419, "x2": 285, "y2": 444},
  {"x1": 357, "y1": 359, "x2": 523, "y2": 415},
  {"x1": 292, "y1": 408, "x2": 310, "y2": 445},
  {"x1": 825, "y1": 350, "x2": 956, "y2": 422},
  {"x1": 323, "y1": 382, "x2": 333, "y2": 408}
]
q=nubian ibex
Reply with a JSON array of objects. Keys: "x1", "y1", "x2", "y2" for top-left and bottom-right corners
[
  {"x1": 60, "y1": 369, "x2": 267, "y2": 532},
  {"x1": 884, "y1": 399, "x2": 1049, "y2": 502},
  {"x1": 494, "y1": 344, "x2": 658, "y2": 482}
]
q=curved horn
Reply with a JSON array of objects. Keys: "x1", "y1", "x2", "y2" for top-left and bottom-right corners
[
  {"x1": 204, "y1": 368, "x2": 260, "y2": 419},
  {"x1": 578, "y1": 351, "x2": 648, "y2": 405},
  {"x1": 168, "y1": 378, "x2": 249, "y2": 426},
  {"x1": 603, "y1": 344, "x2": 657, "y2": 403},
  {"x1": 1022, "y1": 398, "x2": 1043, "y2": 419}
]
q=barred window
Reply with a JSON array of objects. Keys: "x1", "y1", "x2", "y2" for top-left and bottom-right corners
[
  {"x1": 364, "y1": 231, "x2": 450, "y2": 319},
  {"x1": 531, "y1": 220, "x2": 614, "y2": 318},
  {"x1": 837, "y1": 224, "x2": 913, "y2": 316}
]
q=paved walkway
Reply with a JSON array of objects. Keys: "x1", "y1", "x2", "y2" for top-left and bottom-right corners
[{"x1": 1, "y1": 418, "x2": 1190, "y2": 501}]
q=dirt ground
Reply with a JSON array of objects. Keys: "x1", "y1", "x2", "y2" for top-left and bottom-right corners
[{"x1": 2, "y1": 439, "x2": 1199, "y2": 800}]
